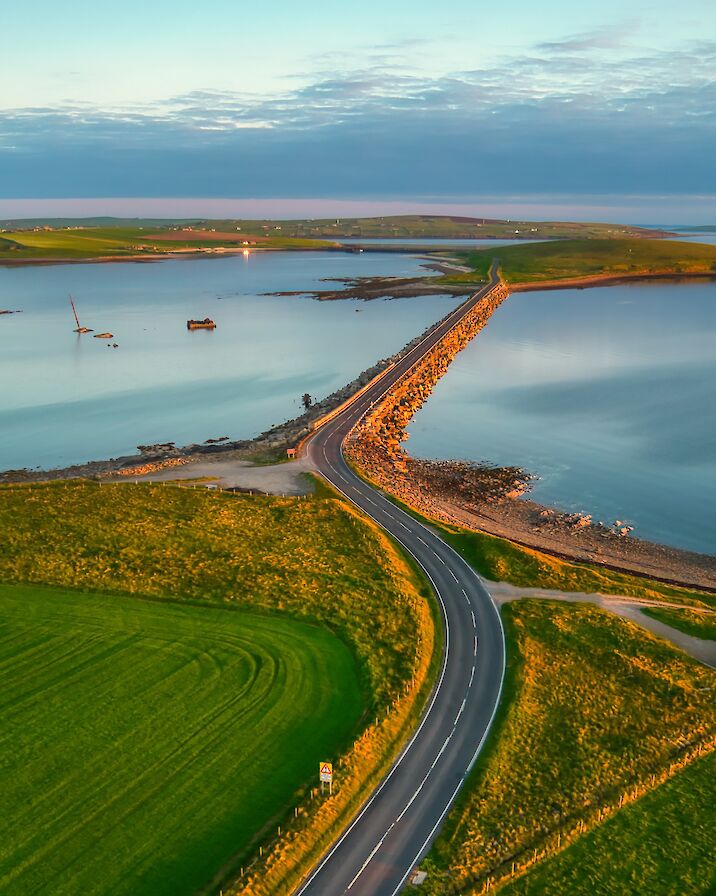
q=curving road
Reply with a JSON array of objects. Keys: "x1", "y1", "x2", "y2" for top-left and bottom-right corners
[{"x1": 297, "y1": 271, "x2": 506, "y2": 895}]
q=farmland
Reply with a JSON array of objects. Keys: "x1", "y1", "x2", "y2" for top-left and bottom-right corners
[
  {"x1": 0, "y1": 480, "x2": 436, "y2": 894},
  {"x1": 0, "y1": 226, "x2": 332, "y2": 261},
  {"x1": 0, "y1": 583, "x2": 361, "y2": 896},
  {"x1": 0, "y1": 217, "x2": 671, "y2": 264},
  {"x1": 421, "y1": 600, "x2": 715, "y2": 894},
  {"x1": 446, "y1": 238, "x2": 716, "y2": 286}
]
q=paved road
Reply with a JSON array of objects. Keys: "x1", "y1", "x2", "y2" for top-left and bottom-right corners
[{"x1": 298, "y1": 272, "x2": 506, "y2": 895}]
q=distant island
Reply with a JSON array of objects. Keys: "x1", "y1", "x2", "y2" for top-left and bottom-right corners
[{"x1": 0, "y1": 214, "x2": 674, "y2": 264}]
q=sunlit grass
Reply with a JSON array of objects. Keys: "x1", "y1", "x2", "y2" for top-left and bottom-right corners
[{"x1": 422, "y1": 600, "x2": 715, "y2": 894}]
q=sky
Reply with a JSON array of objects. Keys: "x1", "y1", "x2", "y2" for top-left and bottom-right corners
[{"x1": 1, "y1": 0, "x2": 715, "y2": 222}]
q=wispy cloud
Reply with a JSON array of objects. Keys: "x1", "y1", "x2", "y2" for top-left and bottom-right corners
[
  {"x1": 1, "y1": 40, "x2": 714, "y2": 200},
  {"x1": 536, "y1": 24, "x2": 638, "y2": 54}
]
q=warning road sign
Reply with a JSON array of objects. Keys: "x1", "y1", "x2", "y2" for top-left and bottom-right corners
[{"x1": 320, "y1": 762, "x2": 333, "y2": 783}]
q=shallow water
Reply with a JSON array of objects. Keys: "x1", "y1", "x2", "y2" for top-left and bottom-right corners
[
  {"x1": 0, "y1": 251, "x2": 459, "y2": 471},
  {"x1": 407, "y1": 281, "x2": 716, "y2": 555}
]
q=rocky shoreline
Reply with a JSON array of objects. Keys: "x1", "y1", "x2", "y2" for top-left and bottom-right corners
[
  {"x1": 344, "y1": 281, "x2": 716, "y2": 592},
  {"x1": 266, "y1": 272, "x2": 471, "y2": 301}
]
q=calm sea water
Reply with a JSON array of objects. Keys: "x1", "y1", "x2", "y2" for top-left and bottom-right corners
[
  {"x1": 0, "y1": 251, "x2": 459, "y2": 471},
  {"x1": 407, "y1": 281, "x2": 716, "y2": 555}
]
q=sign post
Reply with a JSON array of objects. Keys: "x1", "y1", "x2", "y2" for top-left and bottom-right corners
[{"x1": 320, "y1": 761, "x2": 333, "y2": 795}]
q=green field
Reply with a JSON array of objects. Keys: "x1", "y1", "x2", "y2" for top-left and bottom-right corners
[
  {"x1": 446, "y1": 238, "x2": 716, "y2": 285},
  {"x1": 0, "y1": 217, "x2": 668, "y2": 263},
  {"x1": 0, "y1": 226, "x2": 332, "y2": 261},
  {"x1": 0, "y1": 480, "x2": 431, "y2": 704},
  {"x1": 421, "y1": 600, "x2": 716, "y2": 894},
  {"x1": 0, "y1": 583, "x2": 362, "y2": 896},
  {"x1": 0, "y1": 480, "x2": 435, "y2": 894},
  {"x1": 500, "y1": 752, "x2": 716, "y2": 896}
]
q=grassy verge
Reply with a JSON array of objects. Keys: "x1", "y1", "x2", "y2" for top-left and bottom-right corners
[
  {"x1": 499, "y1": 751, "x2": 715, "y2": 896},
  {"x1": 373, "y1": 487, "x2": 715, "y2": 610},
  {"x1": 442, "y1": 238, "x2": 716, "y2": 286},
  {"x1": 420, "y1": 600, "x2": 715, "y2": 894},
  {"x1": 642, "y1": 606, "x2": 716, "y2": 641},
  {"x1": 0, "y1": 583, "x2": 362, "y2": 896},
  {"x1": 0, "y1": 480, "x2": 438, "y2": 894}
]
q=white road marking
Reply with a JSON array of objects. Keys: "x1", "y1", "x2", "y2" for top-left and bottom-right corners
[
  {"x1": 297, "y1": 277, "x2": 507, "y2": 896},
  {"x1": 454, "y1": 699, "x2": 466, "y2": 725},
  {"x1": 473, "y1": 635, "x2": 478, "y2": 656},
  {"x1": 471, "y1": 611, "x2": 476, "y2": 628},
  {"x1": 347, "y1": 839, "x2": 383, "y2": 890}
]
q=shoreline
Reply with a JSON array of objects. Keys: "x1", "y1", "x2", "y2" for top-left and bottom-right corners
[
  {"x1": 508, "y1": 270, "x2": 716, "y2": 292},
  {"x1": 3, "y1": 255, "x2": 714, "y2": 586}
]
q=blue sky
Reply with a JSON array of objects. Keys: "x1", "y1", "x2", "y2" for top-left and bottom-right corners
[{"x1": 1, "y1": 0, "x2": 715, "y2": 221}]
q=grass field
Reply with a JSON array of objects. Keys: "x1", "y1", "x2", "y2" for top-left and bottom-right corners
[
  {"x1": 0, "y1": 480, "x2": 436, "y2": 894},
  {"x1": 0, "y1": 226, "x2": 332, "y2": 260},
  {"x1": 500, "y1": 751, "x2": 715, "y2": 896},
  {"x1": 445, "y1": 238, "x2": 716, "y2": 285},
  {"x1": 421, "y1": 600, "x2": 716, "y2": 894},
  {"x1": 642, "y1": 606, "x2": 716, "y2": 641},
  {"x1": 0, "y1": 216, "x2": 664, "y2": 255},
  {"x1": 0, "y1": 480, "x2": 430, "y2": 704},
  {"x1": 0, "y1": 583, "x2": 362, "y2": 896}
]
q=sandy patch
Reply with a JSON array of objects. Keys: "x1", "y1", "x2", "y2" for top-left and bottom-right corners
[{"x1": 132, "y1": 455, "x2": 315, "y2": 496}]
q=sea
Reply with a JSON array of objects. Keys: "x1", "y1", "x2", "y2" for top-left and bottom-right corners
[
  {"x1": 0, "y1": 251, "x2": 459, "y2": 472},
  {"x1": 2, "y1": 237, "x2": 714, "y2": 555},
  {"x1": 407, "y1": 278, "x2": 716, "y2": 555}
]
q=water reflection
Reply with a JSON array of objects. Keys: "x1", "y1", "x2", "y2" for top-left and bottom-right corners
[
  {"x1": 408, "y1": 281, "x2": 716, "y2": 555},
  {"x1": 0, "y1": 251, "x2": 459, "y2": 471}
]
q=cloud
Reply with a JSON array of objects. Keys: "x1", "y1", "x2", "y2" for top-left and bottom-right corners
[
  {"x1": 1, "y1": 40, "x2": 714, "y2": 200},
  {"x1": 536, "y1": 24, "x2": 636, "y2": 54}
]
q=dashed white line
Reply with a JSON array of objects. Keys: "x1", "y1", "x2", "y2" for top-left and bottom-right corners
[
  {"x1": 471, "y1": 610, "x2": 476, "y2": 629},
  {"x1": 473, "y1": 635, "x2": 478, "y2": 656},
  {"x1": 347, "y1": 839, "x2": 383, "y2": 890},
  {"x1": 454, "y1": 699, "x2": 466, "y2": 725},
  {"x1": 469, "y1": 665, "x2": 475, "y2": 687}
]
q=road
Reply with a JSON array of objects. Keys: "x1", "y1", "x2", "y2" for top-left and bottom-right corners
[{"x1": 298, "y1": 271, "x2": 507, "y2": 895}]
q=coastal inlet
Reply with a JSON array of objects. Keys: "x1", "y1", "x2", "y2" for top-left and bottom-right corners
[{"x1": 0, "y1": 250, "x2": 462, "y2": 473}]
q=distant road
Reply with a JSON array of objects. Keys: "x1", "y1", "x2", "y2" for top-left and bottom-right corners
[{"x1": 299, "y1": 270, "x2": 506, "y2": 895}]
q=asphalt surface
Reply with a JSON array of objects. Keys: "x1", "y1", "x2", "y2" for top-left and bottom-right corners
[{"x1": 298, "y1": 272, "x2": 506, "y2": 896}]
